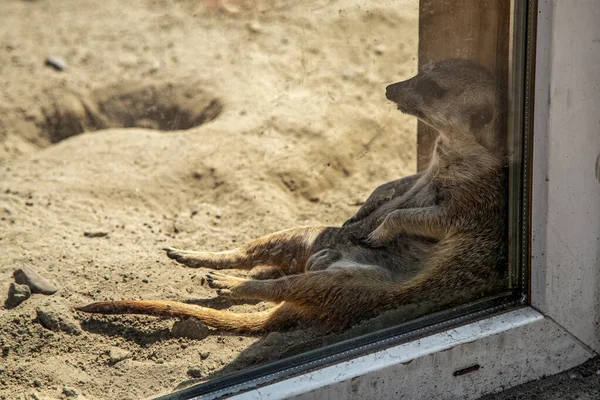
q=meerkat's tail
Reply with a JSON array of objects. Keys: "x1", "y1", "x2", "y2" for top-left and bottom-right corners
[{"x1": 75, "y1": 300, "x2": 304, "y2": 333}]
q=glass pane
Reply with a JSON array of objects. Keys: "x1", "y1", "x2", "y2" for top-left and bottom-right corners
[{"x1": 0, "y1": 1, "x2": 529, "y2": 399}]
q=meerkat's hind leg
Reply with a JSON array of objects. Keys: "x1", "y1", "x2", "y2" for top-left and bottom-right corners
[
  {"x1": 163, "y1": 247, "x2": 242, "y2": 269},
  {"x1": 165, "y1": 226, "x2": 327, "y2": 273}
]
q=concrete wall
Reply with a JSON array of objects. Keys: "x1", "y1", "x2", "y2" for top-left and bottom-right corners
[{"x1": 531, "y1": 0, "x2": 600, "y2": 352}]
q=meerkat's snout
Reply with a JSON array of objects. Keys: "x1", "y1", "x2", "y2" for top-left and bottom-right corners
[
  {"x1": 385, "y1": 78, "x2": 427, "y2": 121},
  {"x1": 385, "y1": 80, "x2": 413, "y2": 114},
  {"x1": 385, "y1": 81, "x2": 406, "y2": 103}
]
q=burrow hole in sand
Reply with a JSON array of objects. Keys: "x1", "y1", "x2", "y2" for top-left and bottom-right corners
[{"x1": 42, "y1": 80, "x2": 223, "y2": 143}]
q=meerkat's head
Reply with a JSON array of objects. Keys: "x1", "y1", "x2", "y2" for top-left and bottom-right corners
[{"x1": 386, "y1": 59, "x2": 504, "y2": 154}]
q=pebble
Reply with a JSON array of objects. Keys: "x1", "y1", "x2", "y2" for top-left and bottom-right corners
[
  {"x1": 62, "y1": 386, "x2": 79, "y2": 398},
  {"x1": 187, "y1": 368, "x2": 202, "y2": 378},
  {"x1": 108, "y1": 347, "x2": 131, "y2": 365},
  {"x1": 13, "y1": 265, "x2": 58, "y2": 295},
  {"x1": 246, "y1": 21, "x2": 262, "y2": 33},
  {"x1": 45, "y1": 56, "x2": 68, "y2": 71},
  {"x1": 36, "y1": 307, "x2": 82, "y2": 335},
  {"x1": 374, "y1": 44, "x2": 386, "y2": 55},
  {"x1": 149, "y1": 60, "x2": 161, "y2": 73},
  {"x1": 6, "y1": 282, "x2": 31, "y2": 308},
  {"x1": 200, "y1": 351, "x2": 210, "y2": 360},
  {"x1": 171, "y1": 317, "x2": 210, "y2": 340},
  {"x1": 263, "y1": 331, "x2": 284, "y2": 346},
  {"x1": 83, "y1": 231, "x2": 108, "y2": 238}
]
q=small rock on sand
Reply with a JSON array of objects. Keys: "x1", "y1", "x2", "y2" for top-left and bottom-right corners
[
  {"x1": 62, "y1": 386, "x2": 79, "y2": 398},
  {"x1": 83, "y1": 231, "x2": 108, "y2": 238},
  {"x1": 45, "y1": 56, "x2": 68, "y2": 71},
  {"x1": 36, "y1": 306, "x2": 82, "y2": 335},
  {"x1": 13, "y1": 265, "x2": 57, "y2": 295},
  {"x1": 246, "y1": 21, "x2": 262, "y2": 33},
  {"x1": 187, "y1": 368, "x2": 202, "y2": 378},
  {"x1": 374, "y1": 44, "x2": 386, "y2": 55},
  {"x1": 108, "y1": 347, "x2": 131, "y2": 365},
  {"x1": 171, "y1": 317, "x2": 210, "y2": 340},
  {"x1": 6, "y1": 282, "x2": 31, "y2": 308}
]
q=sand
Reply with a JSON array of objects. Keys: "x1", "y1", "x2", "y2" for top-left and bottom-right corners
[{"x1": 0, "y1": 0, "x2": 418, "y2": 398}]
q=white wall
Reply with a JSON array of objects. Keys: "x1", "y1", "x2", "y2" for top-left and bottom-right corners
[{"x1": 531, "y1": 0, "x2": 600, "y2": 352}]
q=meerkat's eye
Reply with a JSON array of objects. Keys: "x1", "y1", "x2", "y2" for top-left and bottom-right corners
[
  {"x1": 415, "y1": 78, "x2": 445, "y2": 103},
  {"x1": 469, "y1": 106, "x2": 494, "y2": 130}
]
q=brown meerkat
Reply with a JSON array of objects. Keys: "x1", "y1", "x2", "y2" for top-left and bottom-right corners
[{"x1": 77, "y1": 59, "x2": 508, "y2": 333}]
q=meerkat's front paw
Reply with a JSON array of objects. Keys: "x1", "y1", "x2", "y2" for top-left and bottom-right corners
[
  {"x1": 306, "y1": 249, "x2": 342, "y2": 271},
  {"x1": 342, "y1": 216, "x2": 358, "y2": 227},
  {"x1": 362, "y1": 221, "x2": 396, "y2": 248},
  {"x1": 204, "y1": 271, "x2": 249, "y2": 297}
]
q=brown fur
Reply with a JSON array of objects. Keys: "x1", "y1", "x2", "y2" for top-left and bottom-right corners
[{"x1": 77, "y1": 59, "x2": 508, "y2": 333}]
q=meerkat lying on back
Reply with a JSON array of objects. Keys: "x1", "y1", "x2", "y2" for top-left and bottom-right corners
[{"x1": 77, "y1": 59, "x2": 508, "y2": 333}]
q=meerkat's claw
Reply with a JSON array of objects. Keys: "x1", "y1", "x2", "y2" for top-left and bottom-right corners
[
  {"x1": 163, "y1": 247, "x2": 186, "y2": 259},
  {"x1": 204, "y1": 272, "x2": 221, "y2": 288},
  {"x1": 204, "y1": 272, "x2": 249, "y2": 299},
  {"x1": 349, "y1": 230, "x2": 384, "y2": 248},
  {"x1": 164, "y1": 247, "x2": 183, "y2": 260},
  {"x1": 163, "y1": 247, "x2": 204, "y2": 268},
  {"x1": 204, "y1": 272, "x2": 247, "y2": 290},
  {"x1": 361, "y1": 225, "x2": 394, "y2": 248}
]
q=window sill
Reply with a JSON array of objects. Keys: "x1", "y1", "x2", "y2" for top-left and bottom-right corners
[{"x1": 211, "y1": 307, "x2": 592, "y2": 400}]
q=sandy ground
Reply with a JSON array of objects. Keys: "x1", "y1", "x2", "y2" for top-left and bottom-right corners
[{"x1": 0, "y1": 0, "x2": 419, "y2": 398}]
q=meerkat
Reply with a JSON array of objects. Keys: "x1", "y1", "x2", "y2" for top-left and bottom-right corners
[{"x1": 77, "y1": 59, "x2": 508, "y2": 333}]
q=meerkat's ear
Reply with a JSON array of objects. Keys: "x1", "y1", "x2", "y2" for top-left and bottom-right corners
[{"x1": 470, "y1": 104, "x2": 505, "y2": 153}]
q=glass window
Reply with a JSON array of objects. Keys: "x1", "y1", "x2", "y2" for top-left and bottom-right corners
[{"x1": 0, "y1": 1, "x2": 533, "y2": 399}]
